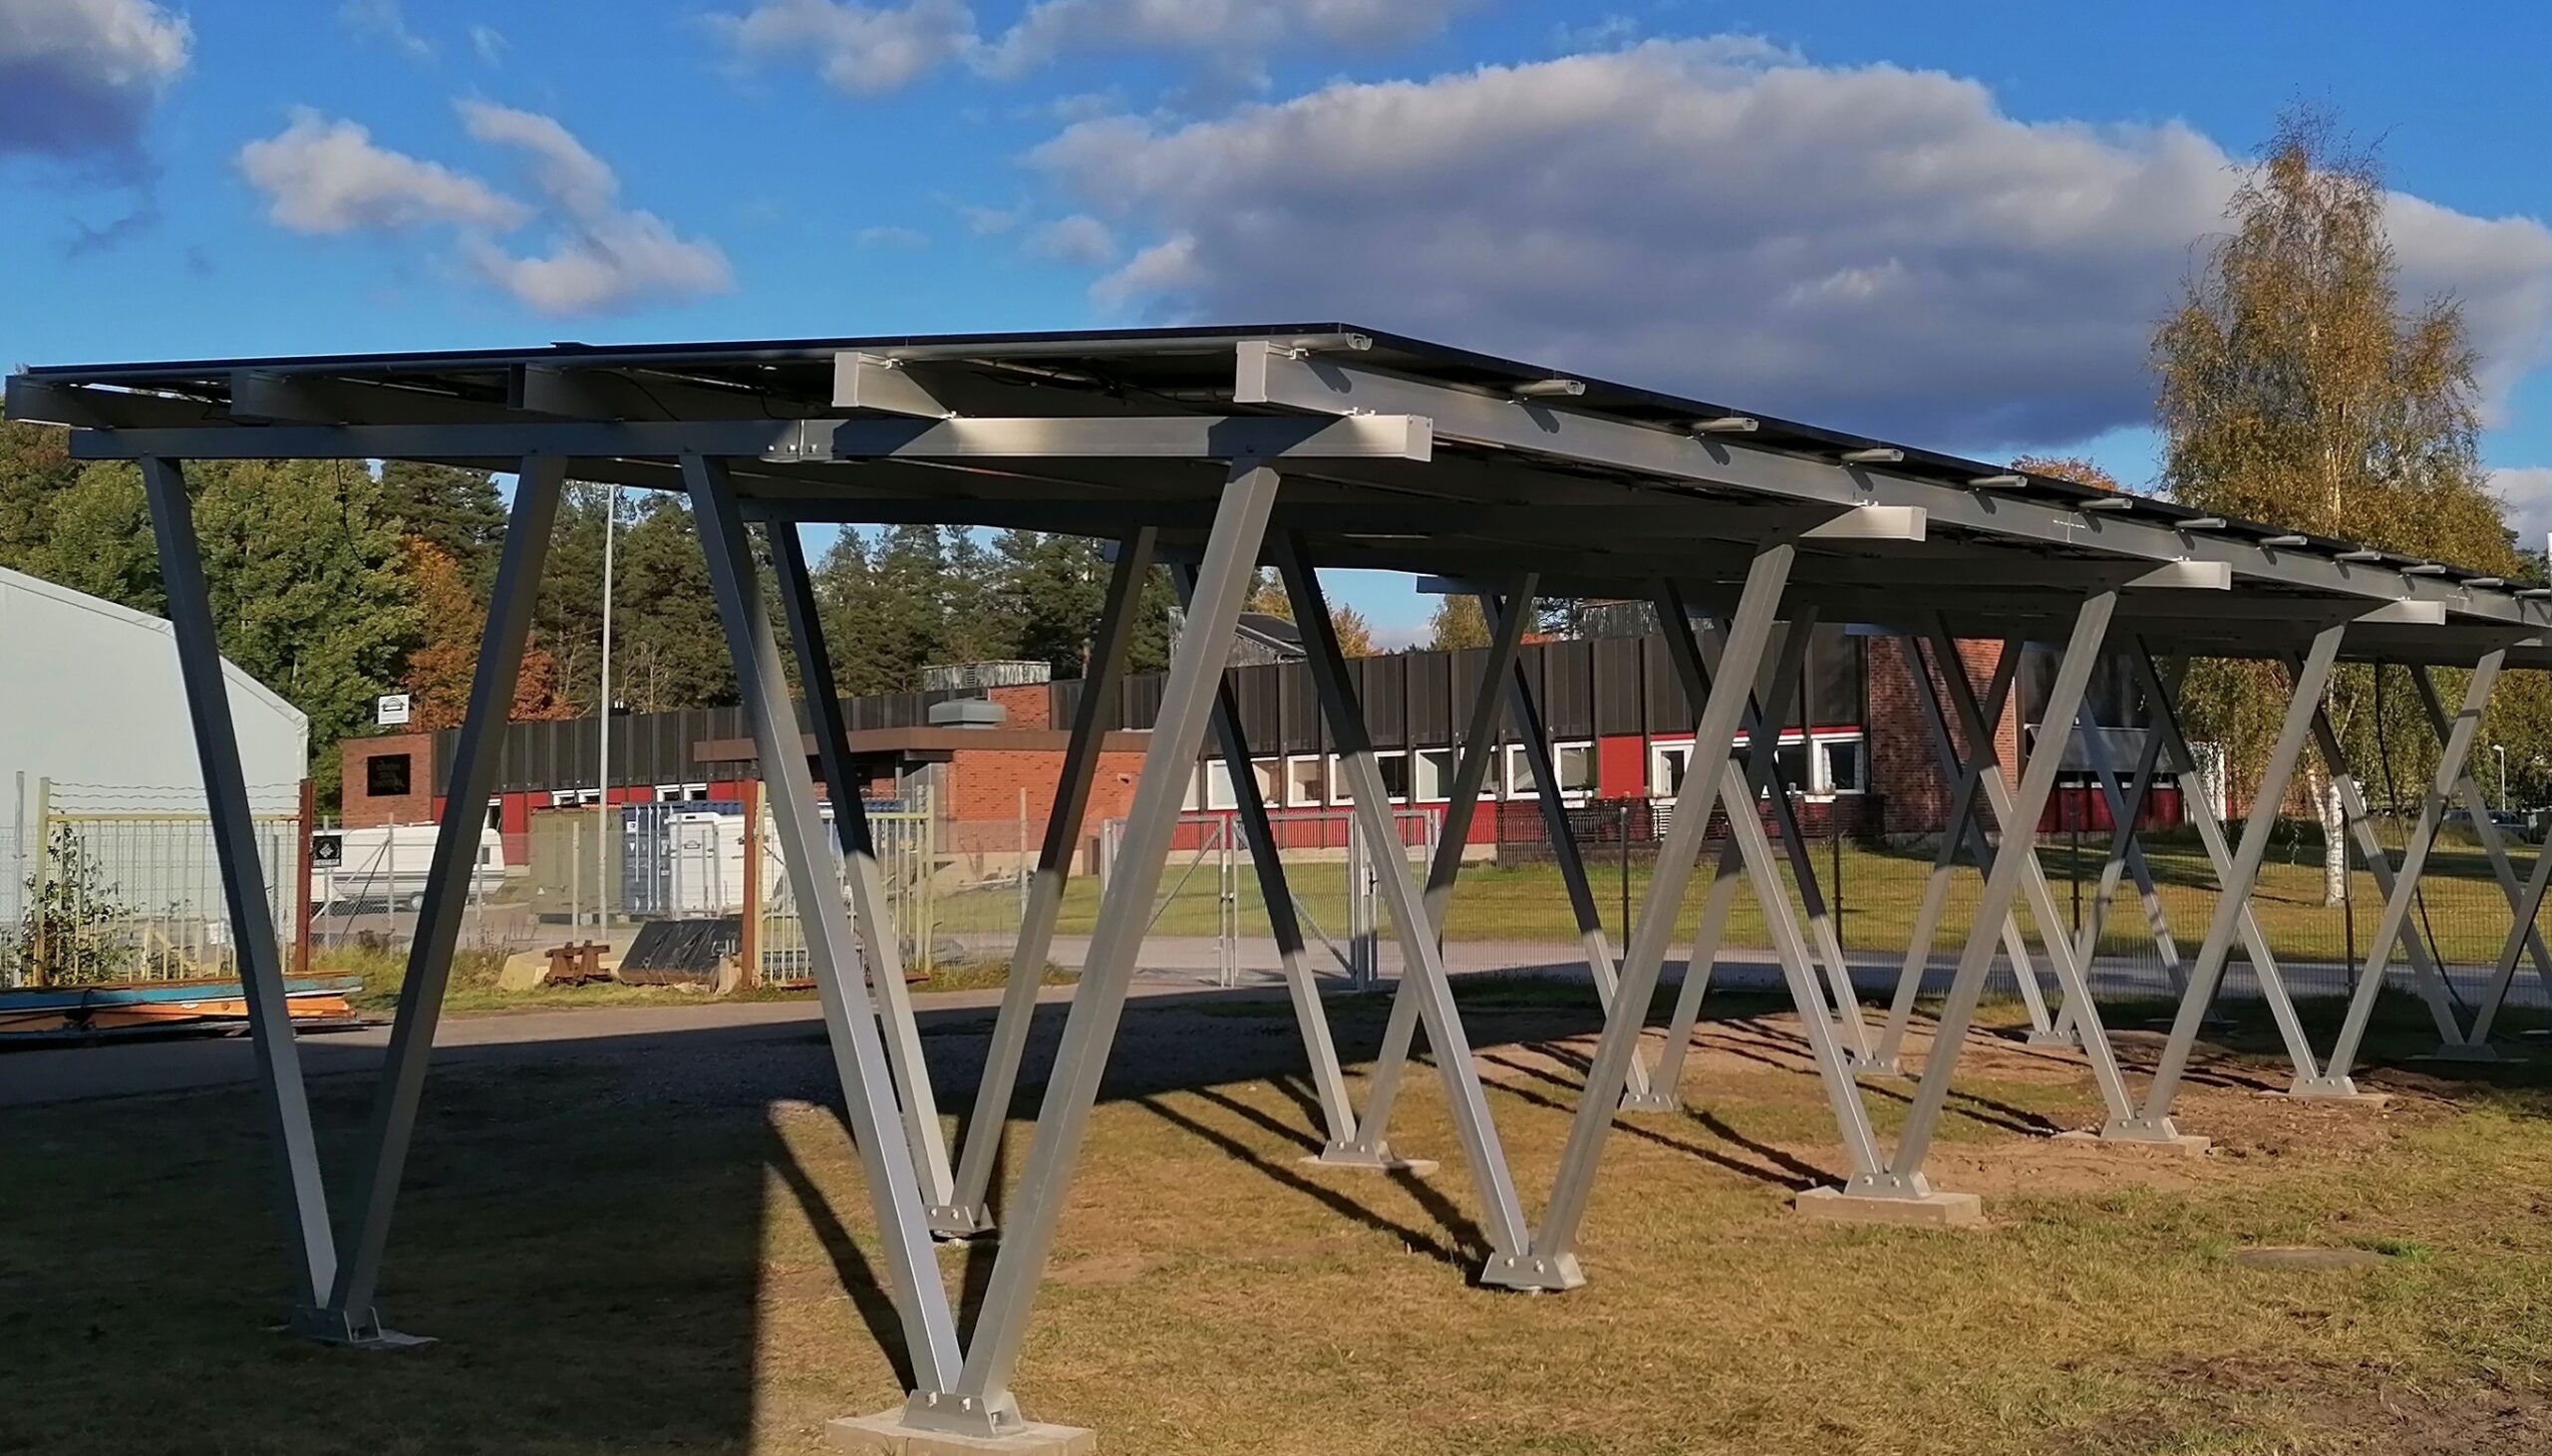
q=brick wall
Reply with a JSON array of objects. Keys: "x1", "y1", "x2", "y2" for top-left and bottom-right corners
[
  {"x1": 984, "y1": 684, "x2": 1053, "y2": 730},
  {"x1": 1866, "y1": 636, "x2": 2021, "y2": 835},
  {"x1": 340, "y1": 730, "x2": 436, "y2": 826}
]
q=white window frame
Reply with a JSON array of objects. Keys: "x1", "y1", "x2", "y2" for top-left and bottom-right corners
[
  {"x1": 1369, "y1": 748, "x2": 1412, "y2": 804},
  {"x1": 1811, "y1": 732, "x2": 1868, "y2": 798},
  {"x1": 1413, "y1": 746, "x2": 1456, "y2": 804},
  {"x1": 1649, "y1": 740, "x2": 1694, "y2": 798},
  {"x1": 1249, "y1": 756, "x2": 1283, "y2": 806},
  {"x1": 1505, "y1": 740, "x2": 1597, "y2": 800},
  {"x1": 1283, "y1": 754, "x2": 1327, "y2": 807},
  {"x1": 1203, "y1": 759, "x2": 1240, "y2": 811}
]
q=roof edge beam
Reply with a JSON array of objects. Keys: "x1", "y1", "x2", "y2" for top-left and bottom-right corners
[
  {"x1": 62, "y1": 414, "x2": 1435, "y2": 463},
  {"x1": 833, "y1": 352, "x2": 955, "y2": 418}
]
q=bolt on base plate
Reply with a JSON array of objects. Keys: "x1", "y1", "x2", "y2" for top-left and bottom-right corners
[
  {"x1": 1616, "y1": 1089, "x2": 1681, "y2": 1113},
  {"x1": 927, "y1": 1205, "x2": 998, "y2": 1242},
  {"x1": 1476, "y1": 1250, "x2": 1585, "y2": 1293},
  {"x1": 2023, "y1": 1028, "x2": 2078, "y2": 1048},
  {"x1": 830, "y1": 1409, "x2": 1095, "y2": 1454},
  {"x1": 288, "y1": 1306, "x2": 435, "y2": 1350},
  {"x1": 1793, "y1": 1185, "x2": 1985, "y2": 1228}
]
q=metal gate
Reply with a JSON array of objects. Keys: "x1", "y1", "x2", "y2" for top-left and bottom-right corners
[{"x1": 757, "y1": 791, "x2": 937, "y2": 985}]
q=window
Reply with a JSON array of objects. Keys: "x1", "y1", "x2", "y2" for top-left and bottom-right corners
[
  {"x1": 1251, "y1": 758, "x2": 1283, "y2": 805},
  {"x1": 549, "y1": 787, "x2": 601, "y2": 808},
  {"x1": 1502, "y1": 741, "x2": 1596, "y2": 799},
  {"x1": 1414, "y1": 747, "x2": 1455, "y2": 802},
  {"x1": 1204, "y1": 760, "x2": 1239, "y2": 811},
  {"x1": 1819, "y1": 736, "x2": 1867, "y2": 794},
  {"x1": 483, "y1": 799, "x2": 503, "y2": 831},
  {"x1": 366, "y1": 753, "x2": 412, "y2": 797},
  {"x1": 1773, "y1": 740, "x2": 1810, "y2": 796},
  {"x1": 1284, "y1": 756, "x2": 1326, "y2": 806},
  {"x1": 1650, "y1": 742, "x2": 1692, "y2": 797},
  {"x1": 1374, "y1": 750, "x2": 1412, "y2": 802}
]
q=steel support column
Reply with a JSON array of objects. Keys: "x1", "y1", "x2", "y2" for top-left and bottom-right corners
[
  {"x1": 2315, "y1": 651, "x2": 2505, "y2": 1087},
  {"x1": 769, "y1": 522, "x2": 956, "y2": 1214},
  {"x1": 2409, "y1": 664, "x2": 2552, "y2": 1056},
  {"x1": 945, "y1": 462, "x2": 1281, "y2": 1434},
  {"x1": 2471, "y1": 829, "x2": 2552, "y2": 1045},
  {"x1": 1327, "y1": 576, "x2": 1541, "y2": 1167},
  {"x1": 138, "y1": 455, "x2": 340, "y2": 1330},
  {"x1": 2051, "y1": 693, "x2": 2184, "y2": 1042},
  {"x1": 1175, "y1": 561, "x2": 1362, "y2": 1154},
  {"x1": 687, "y1": 454, "x2": 965, "y2": 1406},
  {"x1": 1632, "y1": 610, "x2": 1830, "y2": 1109},
  {"x1": 1276, "y1": 539, "x2": 1548, "y2": 1285},
  {"x1": 1846, "y1": 590, "x2": 2117, "y2": 1200},
  {"x1": 326, "y1": 455, "x2": 566, "y2": 1341},
  {"x1": 1536, "y1": 555, "x2": 1886, "y2": 1264},
  {"x1": 2125, "y1": 628, "x2": 2345, "y2": 1128},
  {"x1": 1869, "y1": 638, "x2": 2028, "y2": 1076},
  {"x1": 937, "y1": 530, "x2": 1157, "y2": 1238}
]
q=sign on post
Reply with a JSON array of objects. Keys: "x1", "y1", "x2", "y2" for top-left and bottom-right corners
[{"x1": 376, "y1": 693, "x2": 412, "y2": 727}]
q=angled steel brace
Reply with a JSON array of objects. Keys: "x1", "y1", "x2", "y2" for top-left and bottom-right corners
[
  {"x1": 2049, "y1": 689, "x2": 2186, "y2": 1040},
  {"x1": 2303, "y1": 686, "x2": 2468, "y2": 1061},
  {"x1": 2125, "y1": 643, "x2": 2322, "y2": 1092},
  {"x1": 139, "y1": 456, "x2": 341, "y2": 1331},
  {"x1": 1482, "y1": 587, "x2": 1649, "y2": 1104},
  {"x1": 2408, "y1": 665, "x2": 2552, "y2": 1054},
  {"x1": 770, "y1": 523, "x2": 955, "y2": 1213},
  {"x1": 1321, "y1": 573, "x2": 1544, "y2": 1167},
  {"x1": 688, "y1": 454, "x2": 965, "y2": 1404},
  {"x1": 946, "y1": 462, "x2": 1282, "y2": 1435},
  {"x1": 1533, "y1": 554, "x2": 1888, "y2": 1271},
  {"x1": 1930, "y1": 620, "x2": 2091, "y2": 1046},
  {"x1": 2128, "y1": 630, "x2": 2348, "y2": 1124},
  {"x1": 1276, "y1": 539, "x2": 1545, "y2": 1286},
  {"x1": 2471, "y1": 828, "x2": 2552, "y2": 1044},
  {"x1": 1631, "y1": 609, "x2": 1838, "y2": 1109},
  {"x1": 939, "y1": 529, "x2": 1157, "y2": 1238},
  {"x1": 1870, "y1": 637, "x2": 2029, "y2": 1075},
  {"x1": 326, "y1": 455, "x2": 566, "y2": 1343},
  {"x1": 1173, "y1": 561, "x2": 1361, "y2": 1156},
  {"x1": 1849, "y1": 589, "x2": 2119, "y2": 1199},
  {"x1": 2315, "y1": 652, "x2": 2507, "y2": 1087}
]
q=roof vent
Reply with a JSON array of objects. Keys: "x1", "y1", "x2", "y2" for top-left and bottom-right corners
[{"x1": 928, "y1": 698, "x2": 1007, "y2": 729}]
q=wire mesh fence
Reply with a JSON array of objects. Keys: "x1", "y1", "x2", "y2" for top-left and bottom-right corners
[{"x1": 1, "y1": 780, "x2": 303, "y2": 988}]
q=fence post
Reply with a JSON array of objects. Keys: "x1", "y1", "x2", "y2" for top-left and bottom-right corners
[
  {"x1": 27, "y1": 777, "x2": 51, "y2": 988},
  {"x1": 741, "y1": 777, "x2": 762, "y2": 987},
  {"x1": 294, "y1": 777, "x2": 314, "y2": 977}
]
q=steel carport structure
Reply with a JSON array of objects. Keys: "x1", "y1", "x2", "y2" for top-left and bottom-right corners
[{"x1": 15, "y1": 323, "x2": 2552, "y2": 1448}]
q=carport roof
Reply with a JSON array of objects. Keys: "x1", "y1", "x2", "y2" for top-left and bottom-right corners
[{"x1": 10, "y1": 322, "x2": 2546, "y2": 666}]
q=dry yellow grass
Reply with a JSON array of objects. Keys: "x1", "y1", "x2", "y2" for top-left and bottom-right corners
[{"x1": 4, "y1": 983, "x2": 2548, "y2": 1454}]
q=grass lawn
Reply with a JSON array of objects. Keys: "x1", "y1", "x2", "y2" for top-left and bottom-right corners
[
  {"x1": 5, "y1": 980, "x2": 2549, "y2": 1454},
  {"x1": 943, "y1": 835, "x2": 2538, "y2": 976}
]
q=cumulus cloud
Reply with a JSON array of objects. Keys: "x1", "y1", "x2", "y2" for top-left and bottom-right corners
[
  {"x1": 0, "y1": 0, "x2": 190, "y2": 173},
  {"x1": 465, "y1": 211, "x2": 735, "y2": 315},
  {"x1": 2492, "y1": 468, "x2": 2552, "y2": 549},
  {"x1": 235, "y1": 102, "x2": 731, "y2": 315},
  {"x1": 707, "y1": 0, "x2": 1473, "y2": 93},
  {"x1": 238, "y1": 109, "x2": 527, "y2": 232},
  {"x1": 1028, "y1": 212, "x2": 1116, "y2": 265},
  {"x1": 709, "y1": 0, "x2": 975, "y2": 94},
  {"x1": 1036, "y1": 40, "x2": 2552, "y2": 449}
]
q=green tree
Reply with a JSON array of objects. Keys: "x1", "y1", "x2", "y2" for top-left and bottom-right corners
[
  {"x1": 994, "y1": 530, "x2": 1108, "y2": 677},
  {"x1": 0, "y1": 417, "x2": 81, "y2": 572},
  {"x1": 609, "y1": 494, "x2": 735, "y2": 712},
  {"x1": 1428, "y1": 594, "x2": 1491, "y2": 651},
  {"x1": 2154, "y1": 110, "x2": 2521, "y2": 899},
  {"x1": 379, "y1": 461, "x2": 506, "y2": 592}
]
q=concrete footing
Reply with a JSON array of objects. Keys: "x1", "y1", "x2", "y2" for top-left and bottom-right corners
[
  {"x1": 829, "y1": 1412, "x2": 1096, "y2": 1454},
  {"x1": 2063, "y1": 1128, "x2": 2211, "y2": 1157},
  {"x1": 1303, "y1": 1148, "x2": 1439, "y2": 1177},
  {"x1": 2415, "y1": 1042, "x2": 2502, "y2": 1064},
  {"x1": 1792, "y1": 1186, "x2": 1984, "y2": 1228},
  {"x1": 2282, "y1": 1080, "x2": 2392, "y2": 1105}
]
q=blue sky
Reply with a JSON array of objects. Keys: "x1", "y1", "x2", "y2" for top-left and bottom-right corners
[{"x1": 8, "y1": 0, "x2": 2552, "y2": 643}]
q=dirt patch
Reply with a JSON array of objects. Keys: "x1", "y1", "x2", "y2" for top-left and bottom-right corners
[
  {"x1": 2082, "y1": 1353, "x2": 2552, "y2": 1456},
  {"x1": 1045, "y1": 1250, "x2": 1152, "y2": 1286}
]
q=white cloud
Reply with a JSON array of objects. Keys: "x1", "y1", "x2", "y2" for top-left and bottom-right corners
[
  {"x1": 0, "y1": 0, "x2": 190, "y2": 172},
  {"x1": 708, "y1": 0, "x2": 974, "y2": 95},
  {"x1": 469, "y1": 23, "x2": 507, "y2": 66},
  {"x1": 236, "y1": 103, "x2": 731, "y2": 314},
  {"x1": 458, "y1": 99, "x2": 618, "y2": 216},
  {"x1": 1038, "y1": 40, "x2": 2552, "y2": 449},
  {"x1": 1028, "y1": 212, "x2": 1116, "y2": 266},
  {"x1": 237, "y1": 109, "x2": 527, "y2": 233},
  {"x1": 707, "y1": 0, "x2": 1474, "y2": 93},
  {"x1": 2492, "y1": 467, "x2": 2552, "y2": 549},
  {"x1": 856, "y1": 223, "x2": 929, "y2": 247},
  {"x1": 341, "y1": 0, "x2": 432, "y2": 60},
  {"x1": 465, "y1": 210, "x2": 735, "y2": 315}
]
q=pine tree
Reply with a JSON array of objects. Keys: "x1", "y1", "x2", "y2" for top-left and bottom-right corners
[{"x1": 379, "y1": 461, "x2": 507, "y2": 592}]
